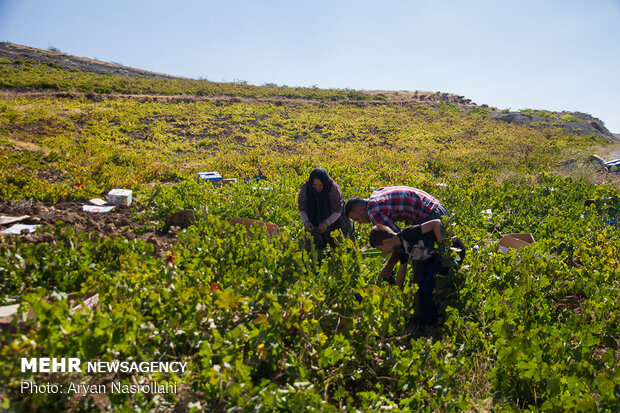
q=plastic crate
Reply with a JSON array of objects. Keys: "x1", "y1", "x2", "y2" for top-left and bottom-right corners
[
  {"x1": 605, "y1": 159, "x2": 620, "y2": 173},
  {"x1": 197, "y1": 172, "x2": 222, "y2": 184}
]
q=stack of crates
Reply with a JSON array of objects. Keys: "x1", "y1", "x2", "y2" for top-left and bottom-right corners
[
  {"x1": 588, "y1": 154, "x2": 606, "y2": 169},
  {"x1": 197, "y1": 172, "x2": 222, "y2": 185},
  {"x1": 605, "y1": 159, "x2": 620, "y2": 173}
]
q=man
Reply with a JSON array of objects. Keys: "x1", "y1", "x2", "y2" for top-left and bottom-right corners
[{"x1": 345, "y1": 186, "x2": 449, "y2": 280}]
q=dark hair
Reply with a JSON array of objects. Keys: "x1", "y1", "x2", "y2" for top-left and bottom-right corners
[
  {"x1": 308, "y1": 168, "x2": 332, "y2": 193},
  {"x1": 368, "y1": 225, "x2": 396, "y2": 248},
  {"x1": 344, "y1": 197, "x2": 367, "y2": 217},
  {"x1": 305, "y1": 167, "x2": 333, "y2": 226}
]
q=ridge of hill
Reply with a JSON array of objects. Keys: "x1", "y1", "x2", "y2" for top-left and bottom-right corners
[
  {"x1": 1, "y1": 41, "x2": 616, "y2": 141},
  {"x1": 0, "y1": 41, "x2": 179, "y2": 80}
]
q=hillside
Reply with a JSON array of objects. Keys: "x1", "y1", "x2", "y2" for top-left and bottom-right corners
[
  {"x1": 1, "y1": 42, "x2": 616, "y2": 142},
  {"x1": 0, "y1": 42, "x2": 180, "y2": 80},
  {"x1": 0, "y1": 43, "x2": 619, "y2": 412}
]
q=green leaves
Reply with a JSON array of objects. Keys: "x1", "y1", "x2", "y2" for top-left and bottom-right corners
[
  {"x1": 1, "y1": 69, "x2": 619, "y2": 411},
  {"x1": 1, "y1": 174, "x2": 618, "y2": 412}
]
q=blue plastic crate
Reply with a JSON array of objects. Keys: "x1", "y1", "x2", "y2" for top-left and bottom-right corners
[
  {"x1": 197, "y1": 172, "x2": 222, "y2": 184},
  {"x1": 603, "y1": 201, "x2": 619, "y2": 227},
  {"x1": 606, "y1": 159, "x2": 620, "y2": 173}
]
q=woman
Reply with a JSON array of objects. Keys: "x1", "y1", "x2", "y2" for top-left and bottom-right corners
[{"x1": 298, "y1": 168, "x2": 354, "y2": 249}]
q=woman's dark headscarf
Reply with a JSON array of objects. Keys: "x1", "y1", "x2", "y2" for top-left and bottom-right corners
[{"x1": 306, "y1": 167, "x2": 333, "y2": 226}]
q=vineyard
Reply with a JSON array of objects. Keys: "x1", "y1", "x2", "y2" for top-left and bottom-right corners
[{"x1": 0, "y1": 53, "x2": 619, "y2": 412}]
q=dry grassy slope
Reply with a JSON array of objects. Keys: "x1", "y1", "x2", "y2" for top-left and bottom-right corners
[
  {"x1": 1, "y1": 41, "x2": 617, "y2": 141},
  {"x1": 0, "y1": 42, "x2": 476, "y2": 106},
  {"x1": 0, "y1": 42, "x2": 179, "y2": 80}
]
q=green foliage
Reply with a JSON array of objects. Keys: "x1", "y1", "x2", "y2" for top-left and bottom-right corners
[
  {"x1": 468, "y1": 106, "x2": 490, "y2": 119},
  {"x1": 0, "y1": 94, "x2": 602, "y2": 203},
  {"x1": 1, "y1": 173, "x2": 618, "y2": 411},
  {"x1": 561, "y1": 114, "x2": 583, "y2": 123},
  {"x1": 0, "y1": 61, "x2": 618, "y2": 412},
  {"x1": 438, "y1": 102, "x2": 460, "y2": 116},
  {"x1": 0, "y1": 61, "x2": 372, "y2": 101},
  {"x1": 520, "y1": 109, "x2": 558, "y2": 120}
]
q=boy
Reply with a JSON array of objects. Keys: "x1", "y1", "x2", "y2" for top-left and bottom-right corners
[{"x1": 369, "y1": 219, "x2": 465, "y2": 327}]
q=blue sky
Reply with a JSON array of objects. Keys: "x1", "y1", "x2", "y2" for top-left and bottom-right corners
[{"x1": 1, "y1": 0, "x2": 619, "y2": 132}]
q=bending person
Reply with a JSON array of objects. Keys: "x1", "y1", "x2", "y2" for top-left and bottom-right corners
[
  {"x1": 298, "y1": 168, "x2": 354, "y2": 250},
  {"x1": 345, "y1": 186, "x2": 449, "y2": 280},
  {"x1": 369, "y1": 220, "x2": 466, "y2": 328}
]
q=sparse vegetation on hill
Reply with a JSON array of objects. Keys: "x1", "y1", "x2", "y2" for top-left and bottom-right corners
[
  {"x1": 0, "y1": 95, "x2": 602, "y2": 203},
  {"x1": 0, "y1": 51, "x2": 370, "y2": 102},
  {"x1": 0, "y1": 43, "x2": 618, "y2": 412}
]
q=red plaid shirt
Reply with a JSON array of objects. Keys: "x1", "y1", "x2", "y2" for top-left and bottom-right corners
[{"x1": 367, "y1": 186, "x2": 439, "y2": 231}]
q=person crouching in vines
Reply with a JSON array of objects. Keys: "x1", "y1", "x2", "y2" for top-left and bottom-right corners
[
  {"x1": 368, "y1": 219, "x2": 466, "y2": 329},
  {"x1": 298, "y1": 168, "x2": 354, "y2": 250}
]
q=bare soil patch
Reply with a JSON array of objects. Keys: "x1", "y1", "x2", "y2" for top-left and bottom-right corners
[
  {"x1": 2, "y1": 137, "x2": 51, "y2": 155},
  {"x1": 0, "y1": 200, "x2": 178, "y2": 257}
]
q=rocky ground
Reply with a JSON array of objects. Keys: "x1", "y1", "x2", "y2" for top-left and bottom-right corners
[{"x1": 491, "y1": 111, "x2": 617, "y2": 141}]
